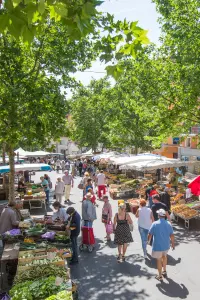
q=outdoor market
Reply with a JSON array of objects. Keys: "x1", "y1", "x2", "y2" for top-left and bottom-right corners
[{"x1": 0, "y1": 151, "x2": 200, "y2": 299}]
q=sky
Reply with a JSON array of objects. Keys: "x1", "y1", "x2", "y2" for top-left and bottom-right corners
[{"x1": 71, "y1": 0, "x2": 161, "y2": 88}]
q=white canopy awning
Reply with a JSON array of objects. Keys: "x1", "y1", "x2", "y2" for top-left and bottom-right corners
[
  {"x1": 110, "y1": 154, "x2": 166, "y2": 166},
  {"x1": 15, "y1": 148, "x2": 50, "y2": 157},
  {"x1": 119, "y1": 157, "x2": 199, "y2": 171},
  {"x1": 0, "y1": 163, "x2": 52, "y2": 174}
]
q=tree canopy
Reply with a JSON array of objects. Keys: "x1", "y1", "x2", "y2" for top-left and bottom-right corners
[{"x1": 0, "y1": 0, "x2": 150, "y2": 79}]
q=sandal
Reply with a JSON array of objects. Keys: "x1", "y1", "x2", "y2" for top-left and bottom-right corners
[
  {"x1": 117, "y1": 255, "x2": 121, "y2": 263},
  {"x1": 122, "y1": 256, "x2": 125, "y2": 262},
  {"x1": 155, "y1": 275, "x2": 163, "y2": 281},
  {"x1": 162, "y1": 271, "x2": 167, "y2": 277}
]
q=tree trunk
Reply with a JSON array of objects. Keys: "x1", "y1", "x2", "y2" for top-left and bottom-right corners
[
  {"x1": 8, "y1": 146, "x2": 15, "y2": 203},
  {"x1": 2, "y1": 143, "x2": 6, "y2": 190},
  {"x1": 134, "y1": 145, "x2": 138, "y2": 155}
]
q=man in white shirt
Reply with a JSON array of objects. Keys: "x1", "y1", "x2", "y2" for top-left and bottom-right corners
[
  {"x1": 97, "y1": 170, "x2": 106, "y2": 199},
  {"x1": 62, "y1": 170, "x2": 74, "y2": 204},
  {"x1": 56, "y1": 159, "x2": 61, "y2": 173}
]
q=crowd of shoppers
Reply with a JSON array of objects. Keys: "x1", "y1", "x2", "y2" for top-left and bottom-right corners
[{"x1": 0, "y1": 157, "x2": 176, "y2": 282}]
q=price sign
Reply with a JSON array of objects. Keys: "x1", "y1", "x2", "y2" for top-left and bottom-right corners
[
  {"x1": 55, "y1": 276, "x2": 64, "y2": 286},
  {"x1": 47, "y1": 252, "x2": 56, "y2": 260}
]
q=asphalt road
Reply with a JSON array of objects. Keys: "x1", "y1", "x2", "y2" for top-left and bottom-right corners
[{"x1": 31, "y1": 171, "x2": 200, "y2": 300}]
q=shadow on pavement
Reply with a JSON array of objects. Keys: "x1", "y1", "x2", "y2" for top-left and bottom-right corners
[
  {"x1": 156, "y1": 278, "x2": 189, "y2": 298},
  {"x1": 71, "y1": 239, "x2": 152, "y2": 300},
  {"x1": 173, "y1": 225, "x2": 200, "y2": 246},
  {"x1": 145, "y1": 254, "x2": 181, "y2": 270}
]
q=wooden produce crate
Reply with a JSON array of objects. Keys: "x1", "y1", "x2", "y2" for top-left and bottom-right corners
[
  {"x1": 18, "y1": 255, "x2": 47, "y2": 264},
  {"x1": 17, "y1": 259, "x2": 65, "y2": 272}
]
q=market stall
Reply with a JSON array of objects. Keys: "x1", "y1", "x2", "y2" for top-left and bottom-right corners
[
  {"x1": 0, "y1": 163, "x2": 52, "y2": 174},
  {"x1": 107, "y1": 155, "x2": 200, "y2": 230},
  {"x1": 0, "y1": 217, "x2": 77, "y2": 299}
]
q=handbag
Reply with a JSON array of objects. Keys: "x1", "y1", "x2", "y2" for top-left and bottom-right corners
[
  {"x1": 102, "y1": 213, "x2": 108, "y2": 223},
  {"x1": 129, "y1": 223, "x2": 134, "y2": 232},
  {"x1": 78, "y1": 180, "x2": 84, "y2": 190},
  {"x1": 106, "y1": 221, "x2": 113, "y2": 234}
]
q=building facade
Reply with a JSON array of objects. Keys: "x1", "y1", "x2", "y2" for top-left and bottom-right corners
[
  {"x1": 49, "y1": 137, "x2": 80, "y2": 156},
  {"x1": 153, "y1": 128, "x2": 200, "y2": 173}
]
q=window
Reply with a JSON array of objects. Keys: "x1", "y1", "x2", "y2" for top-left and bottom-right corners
[
  {"x1": 173, "y1": 153, "x2": 178, "y2": 159},
  {"x1": 173, "y1": 137, "x2": 180, "y2": 145},
  {"x1": 186, "y1": 138, "x2": 191, "y2": 148}
]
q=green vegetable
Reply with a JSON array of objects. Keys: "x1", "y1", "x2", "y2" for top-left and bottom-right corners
[
  {"x1": 11, "y1": 276, "x2": 68, "y2": 300},
  {"x1": 55, "y1": 235, "x2": 70, "y2": 241},
  {"x1": 14, "y1": 264, "x2": 68, "y2": 284},
  {"x1": 45, "y1": 291, "x2": 72, "y2": 300}
]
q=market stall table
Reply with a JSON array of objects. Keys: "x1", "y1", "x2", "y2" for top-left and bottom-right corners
[
  {"x1": 0, "y1": 242, "x2": 20, "y2": 291},
  {"x1": 171, "y1": 204, "x2": 199, "y2": 229},
  {"x1": 23, "y1": 193, "x2": 47, "y2": 212}
]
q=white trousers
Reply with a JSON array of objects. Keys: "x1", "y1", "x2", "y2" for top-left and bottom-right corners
[
  {"x1": 56, "y1": 194, "x2": 63, "y2": 203},
  {"x1": 65, "y1": 184, "x2": 71, "y2": 200}
]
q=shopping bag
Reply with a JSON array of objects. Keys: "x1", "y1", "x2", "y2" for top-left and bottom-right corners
[
  {"x1": 129, "y1": 223, "x2": 134, "y2": 232},
  {"x1": 78, "y1": 180, "x2": 84, "y2": 190},
  {"x1": 106, "y1": 221, "x2": 114, "y2": 234},
  {"x1": 102, "y1": 213, "x2": 108, "y2": 223}
]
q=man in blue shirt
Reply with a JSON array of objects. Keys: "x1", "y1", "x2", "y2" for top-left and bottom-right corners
[
  {"x1": 66, "y1": 207, "x2": 81, "y2": 264},
  {"x1": 40, "y1": 176, "x2": 50, "y2": 205},
  {"x1": 148, "y1": 209, "x2": 175, "y2": 281}
]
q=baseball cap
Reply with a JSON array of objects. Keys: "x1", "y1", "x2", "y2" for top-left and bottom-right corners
[{"x1": 156, "y1": 208, "x2": 166, "y2": 216}]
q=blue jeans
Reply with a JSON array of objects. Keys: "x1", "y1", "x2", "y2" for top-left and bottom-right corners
[
  {"x1": 71, "y1": 236, "x2": 78, "y2": 262},
  {"x1": 45, "y1": 190, "x2": 50, "y2": 204},
  {"x1": 138, "y1": 226, "x2": 149, "y2": 255},
  {"x1": 148, "y1": 196, "x2": 153, "y2": 208},
  {"x1": 83, "y1": 220, "x2": 93, "y2": 228}
]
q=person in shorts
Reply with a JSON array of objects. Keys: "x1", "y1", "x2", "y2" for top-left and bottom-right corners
[{"x1": 148, "y1": 209, "x2": 175, "y2": 281}]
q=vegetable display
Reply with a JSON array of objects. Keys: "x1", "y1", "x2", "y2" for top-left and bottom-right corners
[
  {"x1": 54, "y1": 235, "x2": 70, "y2": 241},
  {"x1": 18, "y1": 255, "x2": 64, "y2": 268},
  {"x1": 10, "y1": 276, "x2": 69, "y2": 300},
  {"x1": 45, "y1": 291, "x2": 73, "y2": 300},
  {"x1": 14, "y1": 264, "x2": 69, "y2": 284},
  {"x1": 3, "y1": 229, "x2": 21, "y2": 236}
]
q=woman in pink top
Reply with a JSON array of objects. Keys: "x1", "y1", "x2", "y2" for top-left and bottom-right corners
[{"x1": 102, "y1": 195, "x2": 112, "y2": 241}]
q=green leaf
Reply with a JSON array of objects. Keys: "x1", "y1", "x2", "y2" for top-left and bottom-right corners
[
  {"x1": 138, "y1": 30, "x2": 150, "y2": 44},
  {"x1": 0, "y1": 15, "x2": 9, "y2": 32},
  {"x1": 82, "y1": 2, "x2": 97, "y2": 18},
  {"x1": 49, "y1": 6, "x2": 61, "y2": 21},
  {"x1": 21, "y1": 25, "x2": 34, "y2": 43},
  {"x1": 54, "y1": 3, "x2": 68, "y2": 17},
  {"x1": 130, "y1": 21, "x2": 138, "y2": 32},
  {"x1": 38, "y1": 0, "x2": 45, "y2": 15},
  {"x1": 13, "y1": 0, "x2": 22, "y2": 8},
  {"x1": 106, "y1": 64, "x2": 123, "y2": 80},
  {"x1": 4, "y1": 0, "x2": 13, "y2": 10}
]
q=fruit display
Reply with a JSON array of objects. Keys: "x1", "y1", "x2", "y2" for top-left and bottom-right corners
[
  {"x1": 172, "y1": 204, "x2": 199, "y2": 219},
  {"x1": 171, "y1": 204, "x2": 188, "y2": 213},
  {"x1": 179, "y1": 209, "x2": 198, "y2": 219},
  {"x1": 24, "y1": 237, "x2": 35, "y2": 243}
]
